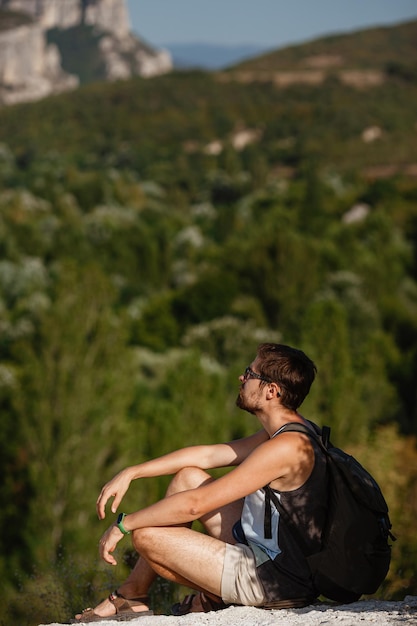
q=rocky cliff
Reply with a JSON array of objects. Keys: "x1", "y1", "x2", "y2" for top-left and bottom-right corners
[{"x1": 0, "y1": 0, "x2": 172, "y2": 106}]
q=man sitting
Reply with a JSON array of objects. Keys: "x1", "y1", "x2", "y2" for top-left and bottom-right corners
[{"x1": 75, "y1": 343, "x2": 327, "y2": 621}]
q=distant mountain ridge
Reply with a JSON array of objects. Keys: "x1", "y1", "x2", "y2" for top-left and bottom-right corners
[
  {"x1": 164, "y1": 18, "x2": 417, "y2": 74},
  {"x1": 221, "y1": 18, "x2": 417, "y2": 88},
  {"x1": 164, "y1": 42, "x2": 271, "y2": 70}
]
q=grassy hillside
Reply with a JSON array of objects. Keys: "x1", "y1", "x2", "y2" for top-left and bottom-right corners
[
  {"x1": 0, "y1": 71, "x2": 416, "y2": 180},
  {"x1": 233, "y1": 19, "x2": 417, "y2": 72},
  {"x1": 0, "y1": 20, "x2": 416, "y2": 182}
]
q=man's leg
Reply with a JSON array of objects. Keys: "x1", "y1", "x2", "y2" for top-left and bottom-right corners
[
  {"x1": 134, "y1": 526, "x2": 226, "y2": 594},
  {"x1": 131, "y1": 467, "x2": 244, "y2": 609},
  {"x1": 77, "y1": 467, "x2": 243, "y2": 618}
]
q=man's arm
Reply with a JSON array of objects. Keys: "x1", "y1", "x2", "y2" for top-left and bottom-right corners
[
  {"x1": 99, "y1": 432, "x2": 311, "y2": 564},
  {"x1": 96, "y1": 429, "x2": 269, "y2": 519}
]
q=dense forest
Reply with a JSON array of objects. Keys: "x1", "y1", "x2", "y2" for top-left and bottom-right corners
[{"x1": 0, "y1": 19, "x2": 417, "y2": 626}]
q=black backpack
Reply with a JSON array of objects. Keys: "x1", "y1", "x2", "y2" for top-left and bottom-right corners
[{"x1": 266, "y1": 422, "x2": 396, "y2": 603}]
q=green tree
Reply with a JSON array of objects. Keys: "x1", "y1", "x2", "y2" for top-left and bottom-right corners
[
  {"x1": 11, "y1": 263, "x2": 135, "y2": 569},
  {"x1": 300, "y1": 297, "x2": 359, "y2": 442},
  {"x1": 301, "y1": 294, "x2": 400, "y2": 444}
]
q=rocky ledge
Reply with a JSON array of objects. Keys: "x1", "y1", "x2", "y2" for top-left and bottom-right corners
[{"x1": 41, "y1": 596, "x2": 417, "y2": 626}]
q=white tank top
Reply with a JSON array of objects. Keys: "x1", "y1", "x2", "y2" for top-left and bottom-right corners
[{"x1": 241, "y1": 488, "x2": 281, "y2": 560}]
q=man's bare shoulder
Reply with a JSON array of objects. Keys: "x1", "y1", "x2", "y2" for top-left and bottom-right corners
[{"x1": 262, "y1": 430, "x2": 316, "y2": 491}]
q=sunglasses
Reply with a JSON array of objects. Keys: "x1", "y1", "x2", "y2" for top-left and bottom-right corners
[{"x1": 242, "y1": 366, "x2": 273, "y2": 384}]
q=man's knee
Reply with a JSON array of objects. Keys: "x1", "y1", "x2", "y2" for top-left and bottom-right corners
[
  {"x1": 132, "y1": 527, "x2": 156, "y2": 555},
  {"x1": 166, "y1": 466, "x2": 212, "y2": 496},
  {"x1": 131, "y1": 526, "x2": 188, "y2": 561}
]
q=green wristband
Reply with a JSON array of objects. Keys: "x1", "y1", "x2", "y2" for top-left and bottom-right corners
[{"x1": 116, "y1": 512, "x2": 131, "y2": 535}]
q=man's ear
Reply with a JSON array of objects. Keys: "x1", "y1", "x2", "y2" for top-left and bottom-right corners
[{"x1": 266, "y1": 383, "x2": 280, "y2": 399}]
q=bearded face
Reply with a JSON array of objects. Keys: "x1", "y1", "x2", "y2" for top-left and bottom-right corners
[{"x1": 236, "y1": 381, "x2": 263, "y2": 414}]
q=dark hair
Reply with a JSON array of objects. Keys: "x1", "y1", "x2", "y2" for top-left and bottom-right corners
[{"x1": 256, "y1": 343, "x2": 317, "y2": 410}]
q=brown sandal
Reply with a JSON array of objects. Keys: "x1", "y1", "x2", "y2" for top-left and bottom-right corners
[
  {"x1": 262, "y1": 597, "x2": 313, "y2": 609},
  {"x1": 71, "y1": 589, "x2": 153, "y2": 622},
  {"x1": 171, "y1": 592, "x2": 229, "y2": 615}
]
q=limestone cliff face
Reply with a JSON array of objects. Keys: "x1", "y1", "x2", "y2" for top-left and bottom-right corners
[
  {"x1": 0, "y1": 0, "x2": 131, "y2": 37},
  {"x1": 0, "y1": 0, "x2": 172, "y2": 106},
  {"x1": 0, "y1": 18, "x2": 79, "y2": 105}
]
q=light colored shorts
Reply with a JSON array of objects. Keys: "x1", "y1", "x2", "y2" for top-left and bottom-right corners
[{"x1": 221, "y1": 542, "x2": 267, "y2": 606}]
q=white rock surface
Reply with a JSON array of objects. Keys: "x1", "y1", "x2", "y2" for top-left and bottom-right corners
[
  {"x1": 0, "y1": 0, "x2": 172, "y2": 105},
  {"x1": 0, "y1": 21, "x2": 78, "y2": 105},
  {"x1": 0, "y1": 0, "x2": 131, "y2": 34},
  {"x1": 40, "y1": 596, "x2": 417, "y2": 626}
]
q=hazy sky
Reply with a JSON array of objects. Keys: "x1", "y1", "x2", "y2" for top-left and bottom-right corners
[{"x1": 126, "y1": 0, "x2": 417, "y2": 48}]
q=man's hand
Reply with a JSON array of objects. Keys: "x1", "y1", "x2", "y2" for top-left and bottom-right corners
[
  {"x1": 99, "y1": 523, "x2": 125, "y2": 565},
  {"x1": 96, "y1": 469, "x2": 132, "y2": 519}
]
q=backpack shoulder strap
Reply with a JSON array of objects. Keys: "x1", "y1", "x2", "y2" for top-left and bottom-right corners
[
  {"x1": 264, "y1": 485, "x2": 312, "y2": 556},
  {"x1": 321, "y1": 425, "x2": 331, "y2": 448},
  {"x1": 272, "y1": 421, "x2": 331, "y2": 452},
  {"x1": 264, "y1": 421, "x2": 331, "y2": 555}
]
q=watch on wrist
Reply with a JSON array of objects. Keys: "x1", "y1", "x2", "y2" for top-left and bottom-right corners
[{"x1": 116, "y1": 512, "x2": 131, "y2": 535}]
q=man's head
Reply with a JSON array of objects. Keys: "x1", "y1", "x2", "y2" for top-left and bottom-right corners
[{"x1": 237, "y1": 343, "x2": 317, "y2": 413}]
